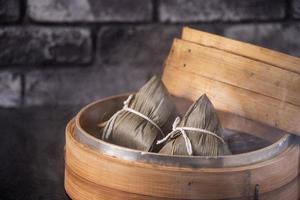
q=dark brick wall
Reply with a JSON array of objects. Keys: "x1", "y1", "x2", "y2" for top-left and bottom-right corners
[
  {"x1": 159, "y1": 0, "x2": 286, "y2": 22},
  {"x1": 0, "y1": 0, "x2": 20, "y2": 22},
  {"x1": 0, "y1": 0, "x2": 300, "y2": 108}
]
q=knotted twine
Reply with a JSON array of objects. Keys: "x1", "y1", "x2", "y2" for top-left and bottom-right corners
[
  {"x1": 102, "y1": 94, "x2": 164, "y2": 140},
  {"x1": 157, "y1": 117, "x2": 225, "y2": 156}
]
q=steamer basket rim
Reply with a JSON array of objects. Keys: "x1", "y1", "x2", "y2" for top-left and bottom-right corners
[{"x1": 73, "y1": 93, "x2": 293, "y2": 168}]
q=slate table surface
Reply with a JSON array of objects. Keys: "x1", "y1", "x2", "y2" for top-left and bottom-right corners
[{"x1": 0, "y1": 106, "x2": 76, "y2": 200}]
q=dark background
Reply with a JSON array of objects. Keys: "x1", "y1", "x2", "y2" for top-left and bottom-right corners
[{"x1": 0, "y1": 0, "x2": 300, "y2": 199}]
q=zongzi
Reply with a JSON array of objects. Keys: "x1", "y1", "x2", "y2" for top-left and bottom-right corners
[
  {"x1": 101, "y1": 76, "x2": 178, "y2": 152},
  {"x1": 158, "y1": 94, "x2": 231, "y2": 156}
]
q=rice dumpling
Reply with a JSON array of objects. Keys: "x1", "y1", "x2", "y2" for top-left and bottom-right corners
[
  {"x1": 101, "y1": 76, "x2": 178, "y2": 152},
  {"x1": 158, "y1": 94, "x2": 231, "y2": 156}
]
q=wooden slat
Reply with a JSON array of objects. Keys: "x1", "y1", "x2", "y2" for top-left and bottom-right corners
[
  {"x1": 65, "y1": 167, "x2": 166, "y2": 200},
  {"x1": 162, "y1": 65, "x2": 300, "y2": 135},
  {"x1": 167, "y1": 39, "x2": 300, "y2": 106},
  {"x1": 182, "y1": 27, "x2": 300, "y2": 75},
  {"x1": 65, "y1": 120, "x2": 300, "y2": 199},
  {"x1": 65, "y1": 164, "x2": 300, "y2": 200}
]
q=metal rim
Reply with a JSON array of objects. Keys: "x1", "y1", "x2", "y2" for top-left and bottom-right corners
[{"x1": 73, "y1": 94, "x2": 293, "y2": 168}]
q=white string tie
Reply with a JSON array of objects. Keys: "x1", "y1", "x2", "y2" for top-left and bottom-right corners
[
  {"x1": 102, "y1": 95, "x2": 164, "y2": 140},
  {"x1": 156, "y1": 117, "x2": 225, "y2": 155}
]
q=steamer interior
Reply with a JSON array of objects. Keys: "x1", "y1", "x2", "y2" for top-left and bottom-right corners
[{"x1": 74, "y1": 94, "x2": 292, "y2": 168}]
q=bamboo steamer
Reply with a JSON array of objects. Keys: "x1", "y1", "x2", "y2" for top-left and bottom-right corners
[
  {"x1": 64, "y1": 27, "x2": 300, "y2": 199},
  {"x1": 65, "y1": 95, "x2": 298, "y2": 199}
]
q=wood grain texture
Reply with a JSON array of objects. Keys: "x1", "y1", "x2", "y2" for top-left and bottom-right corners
[
  {"x1": 162, "y1": 65, "x2": 300, "y2": 135},
  {"x1": 65, "y1": 167, "x2": 167, "y2": 200},
  {"x1": 65, "y1": 119, "x2": 299, "y2": 199},
  {"x1": 182, "y1": 27, "x2": 300, "y2": 74},
  {"x1": 167, "y1": 39, "x2": 300, "y2": 106},
  {"x1": 65, "y1": 166, "x2": 300, "y2": 200},
  {"x1": 163, "y1": 28, "x2": 300, "y2": 135}
]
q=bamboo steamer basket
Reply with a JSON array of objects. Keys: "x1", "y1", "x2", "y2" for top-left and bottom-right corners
[{"x1": 64, "y1": 27, "x2": 300, "y2": 199}]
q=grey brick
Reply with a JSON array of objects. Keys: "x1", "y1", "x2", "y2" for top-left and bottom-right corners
[
  {"x1": 0, "y1": 71, "x2": 21, "y2": 107},
  {"x1": 25, "y1": 66, "x2": 153, "y2": 106},
  {"x1": 291, "y1": 0, "x2": 300, "y2": 18},
  {"x1": 0, "y1": 0, "x2": 20, "y2": 22},
  {"x1": 159, "y1": 0, "x2": 286, "y2": 22},
  {"x1": 28, "y1": 0, "x2": 153, "y2": 22},
  {"x1": 25, "y1": 25, "x2": 183, "y2": 106},
  {"x1": 0, "y1": 27, "x2": 92, "y2": 65},
  {"x1": 24, "y1": 24, "x2": 300, "y2": 106},
  {"x1": 224, "y1": 23, "x2": 300, "y2": 57},
  {"x1": 97, "y1": 25, "x2": 180, "y2": 73}
]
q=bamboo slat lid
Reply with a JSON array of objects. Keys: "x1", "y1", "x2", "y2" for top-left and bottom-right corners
[{"x1": 162, "y1": 27, "x2": 300, "y2": 135}]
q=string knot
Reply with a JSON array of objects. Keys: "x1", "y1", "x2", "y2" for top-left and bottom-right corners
[
  {"x1": 172, "y1": 116, "x2": 181, "y2": 130},
  {"x1": 102, "y1": 95, "x2": 164, "y2": 140},
  {"x1": 123, "y1": 94, "x2": 133, "y2": 108},
  {"x1": 157, "y1": 117, "x2": 225, "y2": 156}
]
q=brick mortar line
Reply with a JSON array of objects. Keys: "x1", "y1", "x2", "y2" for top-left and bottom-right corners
[
  {"x1": 158, "y1": 18, "x2": 300, "y2": 25},
  {"x1": 1, "y1": 20, "x2": 300, "y2": 29},
  {"x1": 89, "y1": 25, "x2": 101, "y2": 66},
  {"x1": 20, "y1": 72, "x2": 25, "y2": 107},
  {"x1": 19, "y1": 0, "x2": 27, "y2": 23},
  {"x1": 23, "y1": 20, "x2": 157, "y2": 26},
  {"x1": 3, "y1": 19, "x2": 299, "y2": 27},
  {"x1": 152, "y1": 0, "x2": 159, "y2": 22},
  {"x1": 285, "y1": 0, "x2": 293, "y2": 19},
  {"x1": 0, "y1": 63, "x2": 92, "y2": 69}
]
